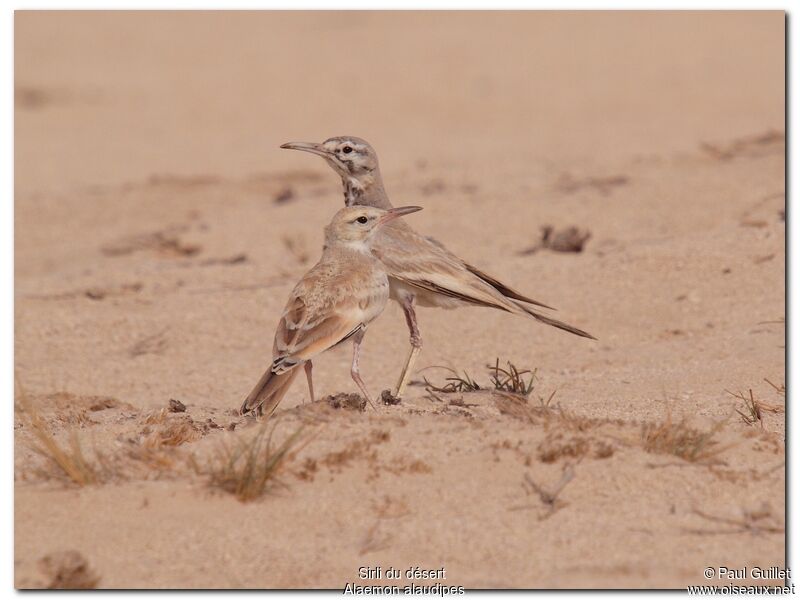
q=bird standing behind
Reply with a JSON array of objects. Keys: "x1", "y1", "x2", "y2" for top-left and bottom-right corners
[
  {"x1": 241, "y1": 204, "x2": 422, "y2": 418},
  {"x1": 280, "y1": 137, "x2": 595, "y2": 399}
]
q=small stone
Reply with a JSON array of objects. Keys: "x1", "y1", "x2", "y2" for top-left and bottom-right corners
[
  {"x1": 380, "y1": 390, "x2": 402, "y2": 405},
  {"x1": 168, "y1": 399, "x2": 186, "y2": 413},
  {"x1": 273, "y1": 187, "x2": 294, "y2": 204}
]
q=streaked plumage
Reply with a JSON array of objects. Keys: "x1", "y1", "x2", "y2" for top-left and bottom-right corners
[
  {"x1": 240, "y1": 204, "x2": 422, "y2": 417},
  {"x1": 280, "y1": 136, "x2": 595, "y2": 398}
]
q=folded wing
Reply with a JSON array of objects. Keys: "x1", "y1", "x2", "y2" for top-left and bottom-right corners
[{"x1": 375, "y1": 222, "x2": 595, "y2": 340}]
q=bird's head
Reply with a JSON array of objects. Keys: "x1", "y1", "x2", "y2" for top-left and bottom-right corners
[
  {"x1": 325, "y1": 205, "x2": 421, "y2": 247},
  {"x1": 281, "y1": 136, "x2": 380, "y2": 181}
]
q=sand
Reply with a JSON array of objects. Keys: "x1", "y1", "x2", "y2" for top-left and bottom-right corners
[{"x1": 14, "y1": 11, "x2": 785, "y2": 589}]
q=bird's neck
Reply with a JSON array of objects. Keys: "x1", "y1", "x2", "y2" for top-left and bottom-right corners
[
  {"x1": 322, "y1": 238, "x2": 375, "y2": 258},
  {"x1": 342, "y1": 173, "x2": 393, "y2": 209}
]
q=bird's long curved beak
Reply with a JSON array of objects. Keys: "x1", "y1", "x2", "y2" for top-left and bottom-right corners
[
  {"x1": 280, "y1": 141, "x2": 330, "y2": 157},
  {"x1": 378, "y1": 205, "x2": 423, "y2": 226}
]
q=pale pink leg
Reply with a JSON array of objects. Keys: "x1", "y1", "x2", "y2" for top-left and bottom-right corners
[
  {"x1": 393, "y1": 294, "x2": 422, "y2": 398},
  {"x1": 351, "y1": 330, "x2": 376, "y2": 409}
]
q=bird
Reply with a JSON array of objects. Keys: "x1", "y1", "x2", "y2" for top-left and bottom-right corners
[
  {"x1": 240, "y1": 203, "x2": 422, "y2": 418},
  {"x1": 280, "y1": 136, "x2": 596, "y2": 400}
]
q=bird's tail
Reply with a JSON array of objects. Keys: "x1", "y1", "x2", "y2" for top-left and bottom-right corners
[
  {"x1": 514, "y1": 301, "x2": 597, "y2": 340},
  {"x1": 240, "y1": 367, "x2": 300, "y2": 418}
]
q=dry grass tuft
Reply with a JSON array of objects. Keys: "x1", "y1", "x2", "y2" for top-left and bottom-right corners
[
  {"x1": 550, "y1": 406, "x2": 608, "y2": 432},
  {"x1": 124, "y1": 443, "x2": 182, "y2": 475},
  {"x1": 488, "y1": 359, "x2": 537, "y2": 396},
  {"x1": 641, "y1": 412, "x2": 728, "y2": 464},
  {"x1": 491, "y1": 392, "x2": 552, "y2": 423},
  {"x1": 144, "y1": 415, "x2": 203, "y2": 448},
  {"x1": 731, "y1": 389, "x2": 762, "y2": 426},
  {"x1": 17, "y1": 385, "x2": 106, "y2": 486},
  {"x1": 192, "y1": 424, "x2": 305, "y2": 502},
  {"x1": 38, "y1": 550, "x2": 100, "y2": 589},
  {"x1": 423, "y1": 368, "x2": 481, "y2": 394},
  {"x1": 425, "y1": 359, "x2": 541, "y2": 398},
  {"x1": 727, "y1": 388, "x2": 783, "y2": 427},
  {"x1": 537, "y1": 432, "x2": 614, "y2": 463}
]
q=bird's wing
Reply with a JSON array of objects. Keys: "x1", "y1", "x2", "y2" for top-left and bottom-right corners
[
  {"x1": 270, "y1": 262, "x2": 387, "y2": 370},
  {"x1": 374, "y1": 222, "x2": 595, "y2": 339},
  {"x1": 374, "y1": 223, "x2": 530, "y2": 311},
  {"x1": 270, "y1": 295, "x2": 363, "y2": 373},
  {"x1": 461, "y1": 262, "x2": 554, "y2": 310},
  {"x1": 242, "y1": 264, "x2": 378, "y2": 417}
]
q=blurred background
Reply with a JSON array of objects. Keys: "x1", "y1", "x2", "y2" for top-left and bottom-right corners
[
  {"x1": 16, "y1": 11, "x2": 783, "y2": 192},
  {"x1": 14, "y1": 10, "x2": 785, "y2": 413}
]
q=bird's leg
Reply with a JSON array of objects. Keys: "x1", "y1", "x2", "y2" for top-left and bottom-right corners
[
  {"x1": 304, "y1": 360, "x2": 315, "y2": 403},
  {"x1": 393, "y1": 295, "x2": 422, "y2": 398},
  {"x1": 351, "y1": 330, "x2": 376, "y2": 410}
]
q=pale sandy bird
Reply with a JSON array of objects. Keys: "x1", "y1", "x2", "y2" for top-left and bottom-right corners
[
  {"x1": 241, "y1": 204, "x2": 422, "y2": 417},
  {"x1": 280, "y1": 137, "x2": 595, "y2": 399}
]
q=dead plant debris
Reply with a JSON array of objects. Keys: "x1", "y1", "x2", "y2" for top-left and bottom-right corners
[
  {"x1": 537, "y1": 432, "x2": 614, "y2": 463},
  {"x1": 555, "y1": 173, "x2": 629, "y2": 196},
  {"x1": 641, "y1": 413, "x2": 728, "y2": 464},
  {"x1": 17, "y1": 387, "x2": 107, "y2": 486},
  {"x1": 509, "y1": 465, "x2": 576, "y2": 519},
  {"x1": 129, "y1": 328, "x2": 169, "y2": 357},
  {"x1": 520, "y1": 225, "x2": 592, "y2": 255},
  {"x1": 191, "y1": 424, "x2": 305, "y2": 502},
  {"x1": 84, "y1": 282, "x2": 143, "y2": 301},
  {"x1": 424, "y1": 359, "x2": 539, "y2": 398},
  {"x1": 101, "y1": 225, "x2": 201, "y2": 258},
  {"x1": 686, "y1": 503, "x2": 784, "y2": 536},
  {"x1": 701, "y1": 130, "x2": 785, "y2": 161},
  {"x1": 38, "y1": 551, "x2": 100, "y2": 589},
  {"x1": 727, "y1": 389, "x2": 783, "y2": 427},
  {"x1": 359, "y1": 521, "x2": 393, "y2": 555},
  {"x1": 273, "y1": 187, "x2": 295, "y2": 204},
  {"x1": 764, "y1": 378, "x2": 785, "y2": 396},
  {"x1": 199, "y1": 253, "x2": 248, "y2": 266},
  {"x1": 325, "y1": 392, "x2": 367, "y2": 411}
]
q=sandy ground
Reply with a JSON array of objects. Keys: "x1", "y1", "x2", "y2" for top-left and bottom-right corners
[{"x1": 14, "y1": 11, "x2": 785, "y2": 589}]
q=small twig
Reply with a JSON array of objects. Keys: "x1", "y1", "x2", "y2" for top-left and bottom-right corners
[
  {"x1": 509, "y1": 465, "x2": 576, "y2": 517},
  {"x1": 764, "y1": 378, "x2": 786, "y2": 396},
  {"x1": 686, "y1": 505, "x2": 784, "y2": 536}
]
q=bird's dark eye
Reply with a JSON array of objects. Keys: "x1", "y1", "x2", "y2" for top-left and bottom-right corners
[
  {"x1": 343, "y1": 146, "x2": 353, "y2": 154},
  {"x1": 356, "y1": 216, "x2": 368, "y2": 224}
]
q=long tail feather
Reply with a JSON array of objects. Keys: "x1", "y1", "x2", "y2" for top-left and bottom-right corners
[
  {"x1": 240, "y1": 368, "x2": 300, "y2": 418},
  {"x1": 515, "y1": 302, "x2": 597, "y2": 340}
]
